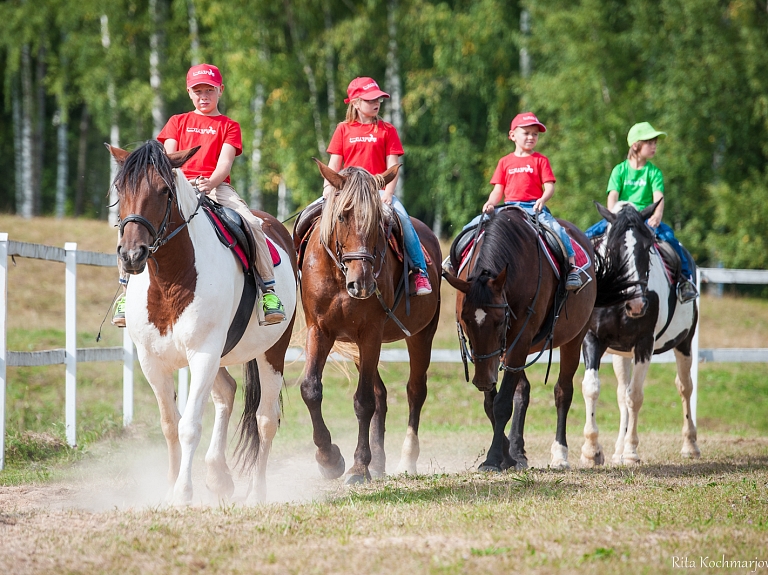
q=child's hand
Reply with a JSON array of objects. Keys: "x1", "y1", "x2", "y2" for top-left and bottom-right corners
[
  {"x1": 533, "y1": 198, "x2": 546, "y2": 212},
  {"x1": 482, "y1": 202, "x2": 495, "y2": 214},
  {"x1": 647, "y1": 213, "x2": 662, "y2": 229}
]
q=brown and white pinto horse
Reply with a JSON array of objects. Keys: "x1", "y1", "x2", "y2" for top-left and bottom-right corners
[
  {"x1": 109, "y1": 141, "x2": 297, "y2": 505},
  {"x1": 296, "y1": 161, "x2": 441, "y2": 484},
  {"x1": 443, "y1": 208, "x2": 633, "y2": 471}
]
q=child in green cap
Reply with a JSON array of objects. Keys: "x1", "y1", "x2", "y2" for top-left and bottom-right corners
[{"x1": 585, "y1": 122, "x2": 697, "y2": 303}]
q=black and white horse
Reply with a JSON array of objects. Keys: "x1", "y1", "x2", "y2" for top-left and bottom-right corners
[{"x1": 581, "y1": 201, "x2": 700, "y2": 466}]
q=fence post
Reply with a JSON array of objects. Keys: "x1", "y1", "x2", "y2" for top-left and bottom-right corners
[
  {"x1": 123, "y1": 328, "x2": 134, "y2": 426},
  {"x1": 690, "y1": 268, "x2": 701, "y2": 427},
  {"x1": 0, "y1": 233, "x2": 8, "y2": 470},
  {"x1": 65, "y1": 243, "x2": 77, "y2": 447}
]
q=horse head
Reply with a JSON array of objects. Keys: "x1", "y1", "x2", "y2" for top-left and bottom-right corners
[
  {"x1": 108, "y1": 141, "x2": 199, "y2": 274},
  {"x1": 314, "y1": 159, "x2": 400, "y2": 299},
  {"x1": 595, "y1": 200, "x2": 660, "y2": 318},
  {"x1": 445, "y1": 267, "x2": 509, "y2": 391}
]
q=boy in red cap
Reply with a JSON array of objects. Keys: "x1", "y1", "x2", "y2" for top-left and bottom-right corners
[
  {"x1": 113, "y1": 63, "x2": 286, "y2": 326},
  {"x1": 319, "y1": 76, "x2": 432, "y2": 295},
  {"x1": 463, "y1": 112, "x2": 582, "y2": 290}
]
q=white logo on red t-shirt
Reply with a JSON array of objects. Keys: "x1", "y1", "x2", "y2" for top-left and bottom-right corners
[
  {"x1": 508, "y1": 165, "x2": 534, "y2": 175},
  {"x1": 349, "y1": 135, "x2": 377, "y2": 144},
  {"x1": 187, "y1": 127, "x2": 217, "y2": 135}
]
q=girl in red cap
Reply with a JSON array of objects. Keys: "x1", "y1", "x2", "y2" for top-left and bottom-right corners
[{"x1": 320, "y1": 77, "x2": 432, "y2": 295}]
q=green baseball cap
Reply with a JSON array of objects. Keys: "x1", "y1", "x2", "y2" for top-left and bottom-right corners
[{"x1": 627, "y1": 122, "x2": 667, "y2": 146}]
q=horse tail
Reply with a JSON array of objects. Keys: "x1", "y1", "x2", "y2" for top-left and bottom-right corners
[
  {"x1": 593, "y1": 249, "x2": 640, "y2": 307},
  {"x1": 234, "y1": 358, "x2": 262, "y2": 473}
]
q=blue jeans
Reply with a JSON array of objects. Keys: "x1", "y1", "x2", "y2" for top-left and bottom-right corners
[
  {"x1": 309, "y1": 194, "x2": 427, "y2": 273},
  {"x1": 464, "y1": 202, "x2": 575, "y2": 258},
  {"x1": 586, "y1": 218, "x2": 693, "y2": 279},
  {"x1": 382, "y1": 192, "x2": 428, "y2": 273}
]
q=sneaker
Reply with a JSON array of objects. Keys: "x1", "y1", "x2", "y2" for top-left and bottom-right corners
[
  {"x1": 677, "y1": 280, "x2": 698, "y2": 303},
  {"x1": 414, "y1": 272, "x2": 432, "y2": 296},
  {"x1": 565, "y1": 270, "x2": 583, "y2": 291},
  {"x1": 112, "y1": 294, "x2": 126, "y2": 327},
  {"x1": 262, "y1": 292, "x2": 286, "y2": 324}
]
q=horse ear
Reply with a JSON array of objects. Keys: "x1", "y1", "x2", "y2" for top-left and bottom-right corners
[
  {"x1": 313, "y1": 157, "x2": 346, "y2": 191},
  {"x1": 443, "y1": 270, "x2": 470, "y2": 294},
  {"x1": 594, "y1": 201, "x2": 617, "y2": 224},
  {"x1": 381, "y1": 163, "x2": 401, "y2": 186},
  {"x1": 106, "y1": 143, "x2": 130, "y2": 166},
  {"x1": 167, "y1": 146, "x2": 201, "y2": 169},
  {"x1": 490, "y1": 266, "x2": 508, "y2": 290},
  {"x1": 639, "y1": 199, "x2": 661, "y2": 222}
]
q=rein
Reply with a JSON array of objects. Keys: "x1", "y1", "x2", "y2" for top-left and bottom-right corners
[{"x1": 118, "y1": 172, "x2": 205, "y2": 253}]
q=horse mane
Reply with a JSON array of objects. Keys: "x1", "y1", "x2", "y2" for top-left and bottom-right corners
[
  {"x1": 467, "y1": 209, "x2": 528, "y2": 305},
  {"x1": 605, "y1": 203, "x2": 655, "y2": 254},
  {"x1": 319, "y1": 166, "x2": 385, "y2": 246}
]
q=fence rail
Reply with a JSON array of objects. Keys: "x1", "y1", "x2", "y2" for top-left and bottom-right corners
[{"x1": 2, "y1": 233, "x2": 768, "y2": 471}]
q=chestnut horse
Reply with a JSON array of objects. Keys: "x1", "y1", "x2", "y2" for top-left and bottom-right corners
[
  {"x1": 580, "y1": 202, "x2": 700, "y2": 466},
  {"x1": 109, "y1": 141, "x2": 297, "y2": 504},
  {"x1": 296, "y1": 161, "x2": 441, "y2": 484},
  {"x1": 443, "y1": 207, "x2": 632, "y2": 471}
]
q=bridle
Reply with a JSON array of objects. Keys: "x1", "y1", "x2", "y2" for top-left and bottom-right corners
[
  {"x1": 320, "y1": 209, "x2": 388, "y2": 280},
  {"x1": 118, "y1": 170, "x2": 204, "y2": 254}
]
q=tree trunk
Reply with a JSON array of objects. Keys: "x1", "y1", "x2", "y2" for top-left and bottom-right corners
[
  {"x1": 385, "y1": 0, "x2": 405, "y2": 196},
  {"x1": 12, "y1": 76, "x2": 23, "y2": 214},
  {"x1": 75, "y1": 106, "x2": 90, "y2": 217},
  {"x1": 277, "y1": 177, "x2": 289, "y2": 221},
  {"x1": 102, "y1": 15, "x2": 121, "y2": 225},
  {"x1": 324, "y1": 2, "x2": 337, "y2": 136},
  {"x1": 33, "y1": 45, "x2": 46, "y2": 216},
  {"x1": 520, "y1": 10, "x2": 531, "y2": 79},
  {"x1": 55, "y1": 99, "x2": 68, "y2": 218},
  {"x1": 284, "y1": 0, "x2": 327, "y2": 158},
  {"x1": 249, "y1": 81, "x2": 265, "y2": 211},
  {"x1": 149, "y1": 0, "x2": 167, "y2": 135},
  {"x1": 20, "y1": 44, "x2": 34, "y2": 219},
  {"x1": 187, "y1": 0, "x2": 201, "y2": 65}
]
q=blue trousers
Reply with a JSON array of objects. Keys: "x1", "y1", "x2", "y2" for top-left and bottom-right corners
[
  {"x1": 309, "y1": 194, "x2": 427, "y2": 273},
  {"x1": 464, "y1": 202, "x2": 575, "y2": 258},
  {"x1": 586, "y1": 218, "x2": 693, "y2": 279}
]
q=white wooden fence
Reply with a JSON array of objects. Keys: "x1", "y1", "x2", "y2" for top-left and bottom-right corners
[{"x1": 2, "y1": 232, "x2": 768, "y2": 471}]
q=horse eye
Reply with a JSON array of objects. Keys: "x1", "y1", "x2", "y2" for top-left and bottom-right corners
[{"x1": 338, "y1": 215, "x2": 344, "y2": 223}]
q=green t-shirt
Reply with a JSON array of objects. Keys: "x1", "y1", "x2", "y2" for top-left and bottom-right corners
[{"x1": 606, "y1": 160, "x2": 664, "y2": 209}]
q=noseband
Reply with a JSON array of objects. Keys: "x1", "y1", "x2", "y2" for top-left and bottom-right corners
[{"x1": 118, "y1": 172, "x2": 204, "y2": 254}]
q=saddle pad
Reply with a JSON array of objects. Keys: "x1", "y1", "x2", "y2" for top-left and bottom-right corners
[
  {"x1": 207, "y1": 209, "x2": 250, "y2": 271},
  {"x1": 386, "y1": 231, "x2": 433, "y2": 267},
  {"x1": 266, "y1": 237, "x2": 281, "y2": 266},
  {"x1": 653, "y1": 243, "x2": 674, "y2": 285}
]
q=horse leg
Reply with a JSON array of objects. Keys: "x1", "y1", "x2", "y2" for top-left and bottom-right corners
[
  {"x1": 611, "y1": 354, "x2": 632, "y2": 464},
  {"x1": 300, "y1": 326, "x2": 345, "y2": 479},
  {"x1": 369, "y1": 369, "x2": 387, "y2": 478},
  {"x1": 139, "y1": 356, "x2": 181, "y2": 496},
  {"x1": 507, "y1": 371, "x2": 530, "y2": 470},
  {"x1": 346, "y1": 339, "x2": 381, "y2": 484},
  {"x1": 619, "y1": 354, "x2": 651, "y2": 465},
  {"x1": 673, "y1": 348, "x2": 701, "y2": 459},
  {"x1": 480, "y1": 369, "x2": 520, "y2": 472},
  {"x1": 484, "y1": 388, "x2": 515, "y2": 470},
  {"x1": 580, "y1": 332, "x2": 606, "y2": 467},
  {"x1": 393, "y1": 327, "x2": 435, "y2": 476},
  {"x1": 205, "y1": 367, "x2": 236, "y2": 500},
  {"x1": 550, "y1": 338, "x2": 581, "y2": 470},
  {"x1": 174, "y1": 356, "x2": 221, "y2": 504}
]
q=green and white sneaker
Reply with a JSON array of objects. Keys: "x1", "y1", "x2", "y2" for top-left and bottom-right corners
[
  {"x1": 112, "y1": 294, "x2": 127, "y2": 327},
  {"x1": 262, "y1": 292, "x2": 286, "y2": 325}
]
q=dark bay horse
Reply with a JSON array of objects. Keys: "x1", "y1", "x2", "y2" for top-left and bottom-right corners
[
  {"x1": 109, "y1": 141, "x2": 297, "y2": 504},
  {"x1": 296, "y1": 161, "x2": 441, "y2": 484},
  {"x1": 443, "y1": 207, "x2": 632, "y2": 471},
  {"x1": 581, "y1": 201, "x2": 700, "y2": 466}
]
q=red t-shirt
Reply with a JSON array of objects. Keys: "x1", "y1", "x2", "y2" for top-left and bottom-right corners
[
  {"x1": 327, "y1": 120, "x2": 404, "y2": 175},
  {"x1": 490, "y1": 152, "x2": 556, "y2": 202},
  {"x1": 157, "y1": 112, "x2": 242, "y2": 183}
]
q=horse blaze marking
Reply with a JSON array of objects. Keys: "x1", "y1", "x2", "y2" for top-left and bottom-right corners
[{"x1": 474, "y1": 309, "x2": 487, "y2": 326}]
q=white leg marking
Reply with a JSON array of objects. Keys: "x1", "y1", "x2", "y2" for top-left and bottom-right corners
[
  {"x1": 674, "y1": 349, "x2": 701, "y2": 459},
  {"x1": 612, "y1": 355, "x2": 632, "y2": 464},
  {"x1": 580, "y1": 368, "x2": 604, "y2": 466},
  {"x1": 396, "y1": 426, "x2": 420, "y2": 475},
  {"x1": 622, "y1": 360, "x2": 650, "y2": 465}
]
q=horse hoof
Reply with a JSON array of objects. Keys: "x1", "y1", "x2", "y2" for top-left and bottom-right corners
[
  {"x1": 369, "y1": 468, "x2": 387, "y2": 479},
  {"x1": 514, "y1": 459, "x2": 529, "y2": 471},
  {"x1": 344, "y1": 473, "x2": 368, "y2": 485},
  {"x1": 550, "y1": 460, "x2": 570, "y2": 470},
  {"x1": 318, "y1": 453, "x2": 346, "y2": 480},
  {"x1": 681, "y1": 446, "x2": 701, "y2": 459},
  {"x1": 580, "y1": 453, "x2": 604, "y2": 468},
  {"x1": 478, "y1": 463, "x2": 502, "y2": 473}
]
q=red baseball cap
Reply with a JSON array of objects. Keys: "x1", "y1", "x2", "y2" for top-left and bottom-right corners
[
  {"x1": 344, "y1": 77, "x2": 390, "y2": 104},
  {"x1": 186, "y1": 64, "x2": 223, "y2": 89},
  {"x1": 510, "y1": 112, "x2": 547, "y2": 133}
]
